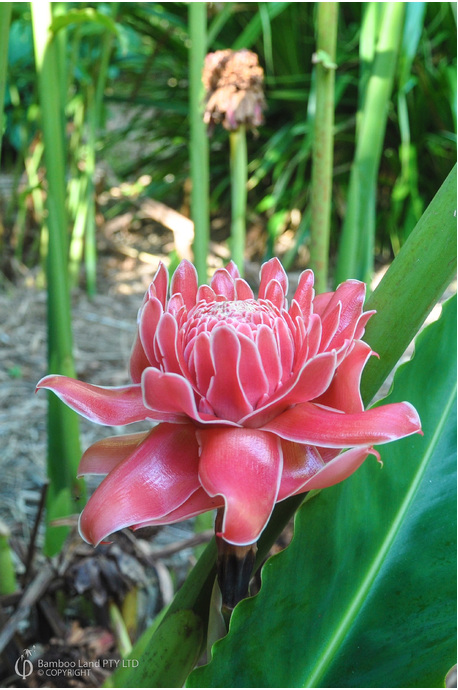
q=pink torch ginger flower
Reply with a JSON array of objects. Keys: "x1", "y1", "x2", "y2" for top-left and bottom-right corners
[{"x1": 37, "y1": 259, "x2": 421, "y2": 548}]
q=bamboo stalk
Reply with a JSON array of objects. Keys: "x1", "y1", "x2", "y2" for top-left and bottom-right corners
[
  {"x1": 309, "y1": 2, "x2": 338, "y2": 294},
  {"x1": 31, "y1": 1, "x2": 85, "y2": 556},
  {"x1": 229, "y1": 125, "x2": 247, "y2": 275},
  {"x1": 335, "y1": 2, "x2": 405, "y2": 286},
  {"x1": 189, "y1": 2, "x2": 209, "y2": 284}
]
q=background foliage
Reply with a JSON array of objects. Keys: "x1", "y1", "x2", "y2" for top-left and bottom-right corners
[{"x1": 1, "y1": 2, "x2": 456, "y2": 280}]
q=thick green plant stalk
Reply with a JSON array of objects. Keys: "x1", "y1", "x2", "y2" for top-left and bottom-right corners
[
  {"x1": 109, "y1": 166, "x2": 456, "y2": 688},
  {"x1": 335, "y1": 2, "x2": 405, "y2": 286},
  {"x1": 309, "y1": 2, "x2": 338, "y2": 294},
  {"x1": 230, "y1": 126, "x2": 248, "y2": 275},
  {"x1": 31, "y1": 1, "x2": 85, "y2": 556},
  {"x1": 0, "y1": 3, "x2": 12, "y2": 162},
  {"x1": 189, "y1": 2, "x2": 209, "y2": 284}
]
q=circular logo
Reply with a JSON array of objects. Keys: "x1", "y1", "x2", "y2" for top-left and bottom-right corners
[{"x1": 15, "y1": 654, "x2": 33, "y2": 680}]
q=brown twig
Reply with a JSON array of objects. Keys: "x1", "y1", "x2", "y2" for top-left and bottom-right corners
[
  {"x1": 23, "y1": 481, "x2": 48, "y2": 583},
  {"x1": 0, "y1": 562, "x2": 55, "y2": 654}
]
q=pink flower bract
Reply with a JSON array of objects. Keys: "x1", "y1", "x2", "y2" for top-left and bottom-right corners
[{"x1": 37, "y1": 259, "x2": 422, "y2": 546}]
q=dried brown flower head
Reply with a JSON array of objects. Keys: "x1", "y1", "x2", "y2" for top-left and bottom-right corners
[{"x1": 202, "y1": 49, "x2": 266, "y2": 133}]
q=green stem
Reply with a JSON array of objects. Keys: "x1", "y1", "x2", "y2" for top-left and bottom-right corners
[
  {"x1": 83, "y1": 3, "x2": 118, "y2": 296},
  {"x1": 189, "y1": 2, "x2": 209, "y2": 284},
  {"x1": 84, "y1": 88, "x2": 97, "y2": 297},
  {"x1": 335, "y1": 2, "x2": 405, "y2": 286},
  {"x1": 309, "y1": 2, "x2": 338, "y2": 294},
  {"x1": 0, "y1": 3, "x2": 12, "y2": 163},
  {"x1": 31, "y1": 1, "x2": 85, "y2": 556},
  {"x1": 230, "y1": 125, "x2": 247, "y2": 275}
]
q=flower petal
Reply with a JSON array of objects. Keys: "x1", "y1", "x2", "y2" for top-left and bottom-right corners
[
  {"x1": 194, "y1": 332, "x2": 214, "y2": 396},
  {"x1": 241, "y1": 351, "x2": 337, "y2": 427},
  {"x1": 264, "y1": 279, "x2": 286, "y2": 309},
  {"x1": 79, "y1": 423, "x2": 201, "y2": 545},
  {"x1": 277, "y1": 440, "x2": 325, "y2": 500},
  {"x1": 317, "y1": 280, "x2": 367, "y2": 351},
  {"x1": 197, "y1": 428, "x2": 283, "y2": 545},
  {"x1": 256, "y1": 324, "x2": 282, "y2": 396},
  {"x1": 262, "y1": 401, "x2": 422, "y2": 447},
  {"x1": 279, "y1": 443, "x2": 378, "y2": 498},
  {"x1": 153, "y1": 261, "x2": 169, "y2": 309},
  {"x1": 259, "y1": 257, "x2": 288, "y2": 299},
  {"x1": 155, "y1": 312, "x2": 182, "y2": 374},
  {"x1": 129, "y1": 332, "x2": 151, "y2": 383},
  {"x1": 211, "y1": 268, "x2": 236, "y2": 300},
  {"x1": 238, "y1": 333, "x2": 269, "y2": 408},
  {"x1": 274, "y1": 317, "x2": 294, "y2": 384},
  {"x1": 142, "y1": 367, "x2": 239, "y2": 425},
  {"x1": 36, "y1": 375, "x2": 151, "y2": 425},
  {"x1": 196, "y1": 284, "x2": 217, "y2": 303},
  {"x1": 139, "y1": 296, "x2": 163, "y2": 368},
  {"x1": 225, "y1": 260, "x2": 240, "y2": 280},
  {"x1": 235, "y1": 278, "x2": 254, "y2": 300},
  {"x1": 170, "y1": 260, "x2": 198, "y2": 310},
  {"x1": 206, "y1": 326, "x2": 253, "y2": 421},
  {"x1": 131, "y1": 488, "x2": 224, "y2": 529},
  {"x1": 292, "y1": 269, "x2": 314, "y2": 322},
  {"x1": 78, "y1": 432, "x2": 149, "y2": 476},
  {"x1": 315, "y1": 340, "x2": 373, "y2": 413}
]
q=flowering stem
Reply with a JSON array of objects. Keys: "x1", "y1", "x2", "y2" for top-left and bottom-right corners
[
  {"x1": 230, "y1": 125, "x2": 248, "y2": 276},
  {"x1": 309, "y1": 2, "x2": 338, "y2": 294},
  {"x1": 189, "y1": 2, "x2": 209, "y2": 284}
]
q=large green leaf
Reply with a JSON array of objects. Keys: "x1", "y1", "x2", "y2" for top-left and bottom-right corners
[{"x1": 188, "y1": 295, "x2": 457, "y2": 688}]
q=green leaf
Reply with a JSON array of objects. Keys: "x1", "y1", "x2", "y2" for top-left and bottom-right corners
[
  {"x1": 232, "y1": 3, "x2": 289, "y2": 50},
  {"x1": 109, "y1": 610, "x2": 203, "y2": 688},
  {"x1": 50, "y1": 9, "x2": 119, "y2": 36},
  {"x1": 188, "y1": 295, "x2": 457, "y2": 688},
  {"x1": 361, "y1": 163, "x2": 457, "y2": 404}
]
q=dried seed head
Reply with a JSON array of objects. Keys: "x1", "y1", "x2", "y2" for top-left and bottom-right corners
[{"x1": 202, "y1": 49, "x2": 266, "y2": 133}]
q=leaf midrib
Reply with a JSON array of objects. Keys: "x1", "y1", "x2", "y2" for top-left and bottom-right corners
[{"x1": 303, "y1": 380, "x2": 457, "y2": 689}]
